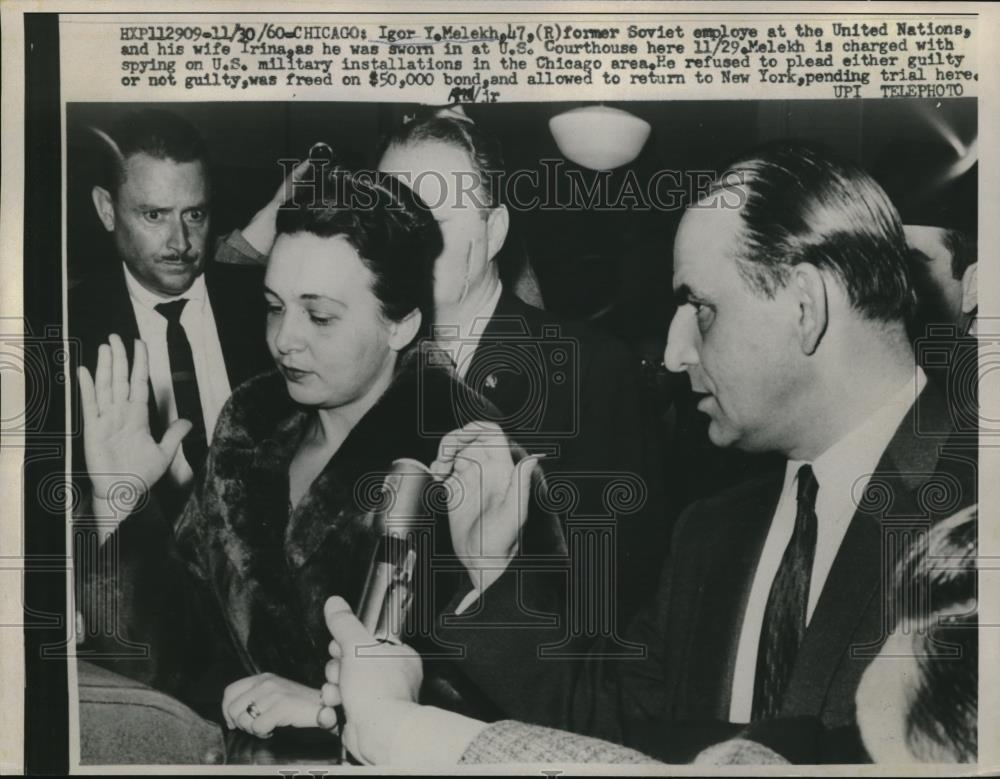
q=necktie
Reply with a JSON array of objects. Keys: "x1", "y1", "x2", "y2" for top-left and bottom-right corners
[
  {"x1": 751, "y1": 464, "x2": 819, "y2": 720},
  {"x1": 154, "y1": 299, "x2": 208, "y2": 471}
]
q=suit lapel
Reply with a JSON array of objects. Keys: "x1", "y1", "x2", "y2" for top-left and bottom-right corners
[
  {"x1": 105, "y1": 266, "x2": 161, "y2": 438},
  {"x1": 780, "y1": 381, "x2": 953, "y2": 719},
  {"x1": 678, "y1": 473, "x2": 784, "y2": 720},
  {"x1": 77, "y1": 265, "x2": 143, "y2": 365},
  {"x1": 467, "y1": 291, "x2": 538, "y2": 419},
  {"x1": 108, "y1": 268, "x2": 143, "y2": 347}
]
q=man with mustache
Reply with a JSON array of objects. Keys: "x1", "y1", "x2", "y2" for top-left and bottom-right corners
[
  {"x1": 71, "y1": 109, "x2": 271, "y2": 701},
  {"x1": 73, "y1": 108, "x2": 271, "y2": 499}
]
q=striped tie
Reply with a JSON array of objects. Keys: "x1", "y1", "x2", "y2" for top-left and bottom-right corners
[
  {"x1": 751, "y1": 464, "x2": 819, "y2": 720},
  {"x1": 154, "y1": 299, "x2": 207, "y2": 471}
]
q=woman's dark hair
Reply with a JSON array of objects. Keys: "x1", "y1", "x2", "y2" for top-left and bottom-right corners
[{"x1": 275, "y1": 169, "x2": 441, "y2": 341}]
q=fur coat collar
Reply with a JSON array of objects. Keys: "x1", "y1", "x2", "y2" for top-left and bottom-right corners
[{"x1": 174, "y1": 357, "x2": 485, "y2": 686}]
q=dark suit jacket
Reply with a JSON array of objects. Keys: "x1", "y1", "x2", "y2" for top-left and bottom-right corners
[
  {"x1": 439, "y1": 380, "x2": 976, "y2": 763},
  {"x1": 69, "y1": 259, "x2": 271, "y2": 430},
  {"x1": 461, "y1": 291, "x2": 665, "y2": 620},
  {"x1": 70, "y1": 257, "x2": 272, "y2": 704}
]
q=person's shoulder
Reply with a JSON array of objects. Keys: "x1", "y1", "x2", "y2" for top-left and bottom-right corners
[
  {"x1": 495, "y1": 291, "x2": 587, "y2": 337},
  {"x1": 675, "y1": 468, "x2": 784, "y2": 540},
  {"x1": 685, "y1": 469, "x2": 783, "y2": 513},
  {"x1": 494, "y1": 292, "x2": 630, "y2": 367},
  {"x1": 204, "y1": 259, "x2": 265, "y2": 294},
  {"x1": 405, "y1": 346, "x2": 500, "y2": 432},
  {"x1": 69, "y1": 265, "x2": 125, "y2": 318}
]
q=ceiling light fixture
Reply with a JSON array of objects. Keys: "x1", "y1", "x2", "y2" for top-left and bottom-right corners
[{"x1": 549, "y1": 105, "x2": 651, "y2": 171}]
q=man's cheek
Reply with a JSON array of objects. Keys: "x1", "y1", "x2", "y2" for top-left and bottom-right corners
[{"x1": 190, "y1": 229, "x2": 210, "y2": 255}]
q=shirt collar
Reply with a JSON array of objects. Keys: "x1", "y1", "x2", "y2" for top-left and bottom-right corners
[
  {"x1": 464, "y1": 281, "x2": 504, "y2": 338},
  {"x1": 787, "y1": 367, "x2": 928, "y2": 502},
  {"x1": 122, "y1": 262, "x2": 207, "y2": 311}
]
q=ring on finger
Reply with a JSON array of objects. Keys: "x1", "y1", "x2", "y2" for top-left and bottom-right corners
[{"x1": 246, "y1": 701, "x2": 262, "y2": 720}]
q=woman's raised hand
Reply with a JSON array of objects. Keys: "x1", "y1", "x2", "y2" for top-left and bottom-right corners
[{"x1": 77, "y1": 334, "x2": 191, "y2": 514}]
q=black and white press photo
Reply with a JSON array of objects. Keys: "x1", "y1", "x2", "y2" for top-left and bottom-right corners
[{"x1": 5, "y1": 5, "x2": 992, "y2": 773}]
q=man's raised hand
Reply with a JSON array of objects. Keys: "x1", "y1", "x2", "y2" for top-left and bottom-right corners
[
  {"x1": 430, "y1": 422, "x2": 542, "y2": 590},
  {"x1": 77, "y1": 334, "x2": 190, "y2": 516}
]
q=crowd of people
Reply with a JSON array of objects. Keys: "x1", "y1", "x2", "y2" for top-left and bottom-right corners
[{"x1": 70, "y1": 106, "x2": 979, "y2": 766}]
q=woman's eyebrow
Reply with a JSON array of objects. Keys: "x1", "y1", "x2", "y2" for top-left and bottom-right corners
[{"x1": 299, "y1": 294, "x2": 348, "y2": 308}]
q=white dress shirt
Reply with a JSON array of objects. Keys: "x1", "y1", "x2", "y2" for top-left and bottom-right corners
[
  {"x1": 122, "y1": 265, "x2": 232, "y2": 490},
  {"x1": 438, "y1": 281, "x2": 504, "y2": 381},
  {"x1": 728, "y1": 368, "x2": 928, "y2": 723}
]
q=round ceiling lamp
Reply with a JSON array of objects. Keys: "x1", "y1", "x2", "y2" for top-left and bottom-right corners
[{"x1": 549, "y1": 105, "x2": 651, "y2": 171}]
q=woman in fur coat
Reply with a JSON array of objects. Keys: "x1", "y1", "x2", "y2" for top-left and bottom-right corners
[{"x1": 78, "y1": 171, "x2": 559, "y2": 742}]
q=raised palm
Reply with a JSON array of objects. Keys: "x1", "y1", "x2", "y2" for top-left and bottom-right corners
[
  {"x1": 429, "y1": 422, "x2": 541, "y2": 589},
  {"x1": 77, "y1": 334, "x2": 191, "y2": 514}
]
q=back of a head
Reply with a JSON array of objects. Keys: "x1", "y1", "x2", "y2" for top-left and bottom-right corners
[
  {"x1": 895, "y1": 505, "x2": 978, "y2": 762},
  {"x1": 711, "y1": 141, "x2": 915, "y2": 325},
  {"x1": 99, "y1": 109, "x2": 210, "y2": 197}
]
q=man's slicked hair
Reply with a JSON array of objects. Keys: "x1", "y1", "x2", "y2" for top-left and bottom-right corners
[
  {"x1": 99, "y1": 109, "x2": 210, "y2": 197},
  {"x1": 708, "y1": 141, "x2": 915, "y2": 323}
]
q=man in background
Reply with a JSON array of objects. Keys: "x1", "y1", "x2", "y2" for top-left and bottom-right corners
[
  {"x1": 71, "y1": 108, "x2": 271, "y2": 702},
  {"x1": 906, "y1": 223, "x2": 978, "y2": 336},
  {"x1": 72, "y1": 108, "x2": 271, "y2": 500},
  {"x1": 377, "y1": 110, "x2": 664, "y2": 628}
]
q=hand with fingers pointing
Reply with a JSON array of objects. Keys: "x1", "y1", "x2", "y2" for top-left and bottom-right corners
[
  {"x1": 322, "y1": 596, "x2": 423, "y2": 765},
  {"x1": 77, "y1": 333, "x2": 192, "y2": 516},
  {"x1": 429, "y1": 422, "x2": 543, "y2": 590}
]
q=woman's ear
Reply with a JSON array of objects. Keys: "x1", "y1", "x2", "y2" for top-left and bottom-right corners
[
  {"x1": 92, "y1": 186, "x2": 116, "y2": 232},
  {"x1": 388, "y1": 308, "x2": 422, "y2": 352},
  {"x1": 792, "y1": 264, "x2": 829, "y2": 355},
  {"x1": 485, "y1": 204, "x2": 509, "y2": 263}
]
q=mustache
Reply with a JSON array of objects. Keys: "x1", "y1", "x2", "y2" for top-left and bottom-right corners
[{"x1": 159, "y1": 251, "x2": 201, "y2": 263}]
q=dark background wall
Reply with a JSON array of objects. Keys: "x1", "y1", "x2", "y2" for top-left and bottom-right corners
[{"x1": 66, "y1": 98, "x2": 977, "y2": 353}]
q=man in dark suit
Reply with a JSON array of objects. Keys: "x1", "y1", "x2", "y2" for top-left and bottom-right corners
[
  {"x1": 410, "y1": 141, "x2": 977, "y2": 763},
  {"x1": 377, "y1": 111, "x2": 663, "y2": 628},
  {"x1": 71, "y1": 109, "x2": 271, "y2": 502},
  {"x1": 71, "y1": 109, "x2": 271, "y2": 696}
]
